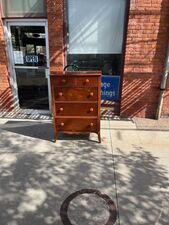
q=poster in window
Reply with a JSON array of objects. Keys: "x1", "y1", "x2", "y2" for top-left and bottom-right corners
[
  {"x1": 14, "y1": 51, "x2": 24, "y2": 64},
  {"x1": 25, "y1": 55, "x2": 38, "y2": 63},
  {"x1": 101, "y1": 76, "x2": 120, "y2": 101}
]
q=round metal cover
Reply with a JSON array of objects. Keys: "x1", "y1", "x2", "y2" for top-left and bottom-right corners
[{"x1": 60, "y1": 189, "x2": 117, "y2": 225}]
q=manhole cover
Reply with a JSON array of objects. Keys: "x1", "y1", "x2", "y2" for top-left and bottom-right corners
[{"x1": 60, "y1": 189, "x2": 117, "y2": 225}]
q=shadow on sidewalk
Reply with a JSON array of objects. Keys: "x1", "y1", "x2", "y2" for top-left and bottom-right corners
[
  {"x1": 0, "y1": 121, "x2": 54, "y2": 141},
  {"x1": 0, "y1": 121, "x2": 96, "y2": 142},
  {"x1": 114, "y1": 147, "x2": 169, "y2": 225},
  {"x1": 0, "y1": 130, "x2": 117, "y2": 225}
]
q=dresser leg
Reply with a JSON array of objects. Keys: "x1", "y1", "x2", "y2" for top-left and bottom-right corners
[
  {"x1": 98, "y1": 132, "x2": 101, "y2": 143},
  {"x1": 53, "y1": 131, "x2": 58, "y2": 143}
]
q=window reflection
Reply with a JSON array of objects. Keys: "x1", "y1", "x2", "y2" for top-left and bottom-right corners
[
  {"x1": 11, "y1": 26, "x2": 46, "y2": 67},
  {"x1": 15, "y1": 68, "x2": 49, "y2": 110},
  {"x1": 66, "y1": 0, "x2": 126, "y2": 75},
  {"x1": 67, "y1": 54, "x2": 122, "y2": 75},
  {"x1": 1, "y1": 0, "x2": 46, "y2": 18}
]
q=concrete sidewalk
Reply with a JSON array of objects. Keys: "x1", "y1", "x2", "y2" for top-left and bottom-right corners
[{"x1": 0, "y1": 118, "x2": 169, "y2": 225}]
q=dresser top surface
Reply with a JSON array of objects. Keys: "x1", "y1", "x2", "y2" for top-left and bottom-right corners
[{"x1": 50, "y1": 71, "x2": 101, "y2": 77}]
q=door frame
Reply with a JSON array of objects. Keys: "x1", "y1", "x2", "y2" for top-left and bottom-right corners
[{"x1": 4, "y1": 19, "x2": 51, "y2": 114}]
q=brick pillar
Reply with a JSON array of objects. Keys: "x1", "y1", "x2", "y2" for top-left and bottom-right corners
[
  {"x1": 120, "y1": 0, "x2": 169, "y2": 118},
  {"x1": 47, "y1": 0, "x2": 65, "y2": 74},
  {"x1": 0, "y1": 18, "x2": 13, "y2": 112}
]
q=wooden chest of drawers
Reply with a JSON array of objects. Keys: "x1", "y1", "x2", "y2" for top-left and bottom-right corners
[{"x1": 50, "y1": 71, "x2": 101, "y2": 142}]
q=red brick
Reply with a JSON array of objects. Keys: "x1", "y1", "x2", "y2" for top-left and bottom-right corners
[
  {"x1": 0, "y1": 16, "x2": 13, "y2": 112},
  {"x1": 121, "y1": 0, "x2": 169, "y2": 118}
]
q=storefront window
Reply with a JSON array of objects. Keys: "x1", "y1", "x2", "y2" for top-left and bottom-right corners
[
  {"x1": 66, "y1": 0, "x2": 126, "y2": 75},
  {"x1": 1, "y1": 0, "x2": 46, "y2": 18},
  {"x1": 11, "y1": 26, "x2": 47, "y2": 67}
]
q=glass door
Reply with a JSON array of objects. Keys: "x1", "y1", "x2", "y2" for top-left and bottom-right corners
[{"x1": 7, "y1": 21, "x2": 50, "y2": 111}]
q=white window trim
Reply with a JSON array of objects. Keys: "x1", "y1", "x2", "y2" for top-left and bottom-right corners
[{"x1": 3, "y1": 19, "x2": 51, "y2": 114}]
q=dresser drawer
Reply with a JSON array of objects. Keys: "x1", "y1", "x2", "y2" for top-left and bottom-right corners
[
  {"x1": 53, "y1": 76, "x2": 98, "y2": 87},
  {"x1": 76, "y1": 77, "x2": 98, "y2": 87},
  {"x1": 55, "y1": 87, "x2": 98, "y2": 101},
  {"x1": 56, "y1": 103, "x2": 98, "y2": 116},
  {"x1": 53, "y1": 77, "x2": 76, "y2": 87},
  {"x1": 55, "y1": 118, "x2": 98, "y2": 132}
]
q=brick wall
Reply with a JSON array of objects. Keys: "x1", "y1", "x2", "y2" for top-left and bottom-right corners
[
  {"x1": 1, "y1": 0, "x2": 168, "y2": 118},
  {"x1": 49, "y1": 0, "x2": 169, "y2": 118},
  {"x1": 120, "y1": 0, "x2": 169, "y2": 118},
  {"x1": 47, "y1": 0, "x2": 65, "y2": 74},
  {"x1": 0, "y1": 18, "x2": 13, "y2": 112}
]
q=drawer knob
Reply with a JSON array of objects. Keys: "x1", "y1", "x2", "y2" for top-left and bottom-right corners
[
  {"x1": 90, "y1": 123, "x2": 94, "y2": 127},
  {"x1": 90, "y1": 108, "x2": 94, "y2": 112},
  {"x1": 60, "y1": 122, "x2": 64, "y2": 127},
  {"x1": 59, "y1": 107, "x2": 64, "y2": 112},
  {"x1": 90, "y1": 92, "x2": 94, "y2": 97},
  {"x1": 62, "y1": 79, "x2": 66, "y2": 83},
  {"x1": 85, "y1": 79, "x2": 89, "y2": 83},
  {"x1": 58, "y1": 92, "x2": 63, "y2": 97}
]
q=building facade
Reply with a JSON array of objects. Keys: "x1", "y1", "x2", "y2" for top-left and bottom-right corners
[{"x1": 0, "y1": 0, "x2": 169, "y2": 118}]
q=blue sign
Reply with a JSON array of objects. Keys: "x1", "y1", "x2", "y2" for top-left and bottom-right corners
[{"x1": 101, "y1": 76, "x2": 120, "y2": 101}]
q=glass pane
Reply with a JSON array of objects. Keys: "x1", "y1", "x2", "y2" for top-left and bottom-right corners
[
  {"x1": 67, "y1": 54, "x2": 122, "y2": 75},
  {"x1": 11, "y1": 26, "x2": 47, "y2": 67},
  {"x1": 1, "y1": 0, "x2": 46, "y2": 18},
  {"x1": 16, "y1": 68, "x2": 49, "y2": 110},
  {"x1": 67, "y1": 0, "x2": 126, "y2": 54},
  {"x1": 10, "y1": 25, "x2": 49, "y2": 110}
]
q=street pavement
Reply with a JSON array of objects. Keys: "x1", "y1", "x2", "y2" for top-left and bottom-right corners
[{"x1": 0, "y1": 118, "x2": 169, "y2": 225}]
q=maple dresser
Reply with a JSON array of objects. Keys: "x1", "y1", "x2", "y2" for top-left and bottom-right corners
[{"x1": 50, "y1": 71, "x2": 101, "y2": 142}]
